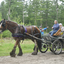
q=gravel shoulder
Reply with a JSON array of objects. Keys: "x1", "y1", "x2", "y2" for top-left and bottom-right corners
[{"x1": 0, "y1": 52, "x2": 64, "y2": 64}]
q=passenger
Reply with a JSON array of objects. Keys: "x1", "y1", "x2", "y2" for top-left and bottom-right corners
[
  {"x1": 39, "y1": 26, "x2": 48, "y2": 37},
  {"x1": 59, "y1": 23, "x2": 64, "y2": 31},
  {"x1": 49, "y1": 20, "x2": 59, "y2": 36},
  {"x1": 59, "y1": 23, "x2": 64, "y2": 37}
]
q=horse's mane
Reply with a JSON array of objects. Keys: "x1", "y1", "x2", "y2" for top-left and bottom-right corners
[
  {"x1": 5, "y1": 20, "x2": 18, "y2": 26},
  {"x1": 5, "y1": 20, "x2": 36, "y2": 27}
]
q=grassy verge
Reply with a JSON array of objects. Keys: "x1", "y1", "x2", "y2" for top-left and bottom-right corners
[{"x1": 0, "y1": 38, "x2": 34, "y2": 56}]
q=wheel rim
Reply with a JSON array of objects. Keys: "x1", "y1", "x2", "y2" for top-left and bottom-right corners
[
  {"x1": 40, "y1": 43, "x2": 48, "y2": 53},
  {"x1": 52, "y1": 40, "x2": 62, "y2": 54}
]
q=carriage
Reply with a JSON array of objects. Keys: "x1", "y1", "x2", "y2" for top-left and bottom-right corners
[
  {"x1": 25, "y1": 30, "x2": 64, "y2": 55},
  {"x1": 40, "y1": 26, "x2": 64, "y2": 55},
  {"x1": 40, "y1": 35, "x2": 64, "y2": 55}
]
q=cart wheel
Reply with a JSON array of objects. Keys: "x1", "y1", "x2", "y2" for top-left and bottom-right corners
[
  {"x1": 50, "y1": 48, "x2": 53, "y2": 52},
  {"x1": 40, "y1": 43, "x2": 48, "y2": 53},
  {"x1": 52, "y1": 40, "x2": 62, "y2": 55}
]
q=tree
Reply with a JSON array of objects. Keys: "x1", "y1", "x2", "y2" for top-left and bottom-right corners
[{"x1": 0, "y1": 1, "x2": 7, "y2": 19}]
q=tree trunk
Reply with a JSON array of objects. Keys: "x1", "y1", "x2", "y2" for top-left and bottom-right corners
[
  {"x1": 8, "y1": 0, "x2": 11, "y2": 20},
  {"x1": 8, "y1": 7, "x2": 10, "y2": 20},
  {"x1": 56, "y1": 0, "x2": 58, "y2": 21}
]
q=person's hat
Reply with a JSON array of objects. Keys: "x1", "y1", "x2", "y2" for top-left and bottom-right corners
[{"x1": 59, "y1": 23, "x2": 62, "y2": 26}]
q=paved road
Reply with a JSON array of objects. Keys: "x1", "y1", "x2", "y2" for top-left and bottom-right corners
[{"x1": 0, "y1": 52, "x2": 64, "y2": 64}]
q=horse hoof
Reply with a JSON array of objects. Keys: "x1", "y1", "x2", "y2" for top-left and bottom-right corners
[
  {"x1": 32, "y1": 52, "x2": 37, "y2": 55},
  {"x1": 10, "y1": 54, "x2": 16, "y2": 57},
  {"x1": 17, "y1": 53, "x2": 23, "y2": 56},
  {"x1": 10, "y1": 52, "x2": 16, "y2": 57}
]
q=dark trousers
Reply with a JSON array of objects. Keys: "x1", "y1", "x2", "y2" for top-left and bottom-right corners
[{"x1": 49, "y1": 31, "x2": 57, "y2": 36}]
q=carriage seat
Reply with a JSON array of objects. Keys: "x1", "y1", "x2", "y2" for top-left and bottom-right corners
[{"x1": 53, "y1": 29, "x2": 61, "y2": 36}]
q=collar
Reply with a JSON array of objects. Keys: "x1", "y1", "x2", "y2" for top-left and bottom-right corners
[{"x1": 22, "y1": 25, "x2": 27, "y2": 33}]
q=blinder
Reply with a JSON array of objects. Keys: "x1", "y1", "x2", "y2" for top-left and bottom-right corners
[
  {"x1": 2, "y1": 23, "x2": 5, "y2": 27},
  {"x1": 1, "y1": 20, "x2": 6, "y2": 27},
  {"x1": 0, "y1": 19, "x2": 6, "y2": 32}
]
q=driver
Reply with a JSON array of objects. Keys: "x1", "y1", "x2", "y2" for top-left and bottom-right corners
[{"x1": 49, "y1": 20, "x2": 59, "y2": 36}]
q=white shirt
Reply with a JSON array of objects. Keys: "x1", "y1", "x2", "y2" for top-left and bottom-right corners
[{"x1": 61, "y1": 26, "x2": 64, "y2": 32}]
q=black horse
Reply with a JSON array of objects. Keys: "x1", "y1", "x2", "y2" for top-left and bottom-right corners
[{"x1": 0, "y1": 19, "x2": 42, "y2": 57}]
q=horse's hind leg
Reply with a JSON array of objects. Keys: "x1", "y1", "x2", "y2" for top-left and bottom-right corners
[
  {"x1": 17, "y1": 43, "x2": 23, "y2": 56},
  {"x1": 32, "y1": 40, "x2": 38, "y2": 55},
  {"x1": 10, "y1": 39, "x2": 20, "y2": 57},
  {"x1": 33, "y1": 46, "x2": 38, "y2": 53}
]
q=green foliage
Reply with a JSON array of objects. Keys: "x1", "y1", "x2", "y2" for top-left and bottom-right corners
[
  {"x1": 0, "y1": 39, "x2": 34, "y2": 56},
  {"x1": 0, "y1": 0, "x2": 64, "y2": 37},
  {"x1": 0, "y1": 12, "x2": 2, "y2": 21},
  {"x1": 0, "y1": 30, "x2": 12, "y2": 38}
]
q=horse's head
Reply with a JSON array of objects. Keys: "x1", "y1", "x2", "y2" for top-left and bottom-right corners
[{"x1": 0, "y1": 19, "x2": 6, "y2": 33}]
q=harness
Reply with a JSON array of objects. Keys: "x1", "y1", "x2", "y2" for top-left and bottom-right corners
[
  {"x1": 12, "y1": 25, "x2": 37, "y2": 40},
  {"x1": 12, "y1": 25, "x2": 27, "y2": 39},
  {"x1": 22, "y1": 25, "x2": 27, "y2": 33},
  {"x1": 0, "y1": 20, "x2": 40, "y2": 40},
  {"x1": 0, "y1": 20, "x2": 6, "y2": 31}
]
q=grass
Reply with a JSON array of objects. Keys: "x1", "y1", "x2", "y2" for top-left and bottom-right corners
[
  {"x1": 0, "y1": 38, "x2": 34, "y2": 56},
  {"x1": 0, "y1": 38, "x2": 64, "y2": 56}
]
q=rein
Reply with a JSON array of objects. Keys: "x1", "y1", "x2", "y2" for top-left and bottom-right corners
[
  {"x1": 12, "y1": 25, "x2": 27, "y2": 39},
  {"x1": 24, "y1": 32, "x2": 42, "y2": 41},
  {"x1": 1, "y1": 20, "x2": 41, "y2": 40}
]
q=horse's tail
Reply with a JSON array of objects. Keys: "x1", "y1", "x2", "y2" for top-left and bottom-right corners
[{"x1": 35, "y1": 26, "x2": 42, "y2": 50}]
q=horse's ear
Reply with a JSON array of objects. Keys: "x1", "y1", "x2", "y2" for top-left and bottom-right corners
[
  {"x1": 2, "y1": 19, "x2": 5, "y2": 21},
  {"x1": 3, "y1": 19, "x2": 5, "y2": 23}
]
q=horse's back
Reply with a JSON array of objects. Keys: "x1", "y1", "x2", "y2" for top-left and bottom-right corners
[{"x1": 25, "y1": 26, "x2": 40, "y2": 34}]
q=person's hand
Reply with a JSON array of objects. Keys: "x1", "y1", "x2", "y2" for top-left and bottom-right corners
[
  {"x1": 52, "y1": 27, "x2": 53, "y2": 29},
  {"x1": 47, "y1": 26, "x2": 49, "y2": 28}
]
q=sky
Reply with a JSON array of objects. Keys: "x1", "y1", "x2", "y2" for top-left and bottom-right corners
[
  {"x1": 0, "y1": 0, "x2": 62, "y2": 5},
  {"x1": 0, "y1": 0, "x2": 4, "y2": 4}
]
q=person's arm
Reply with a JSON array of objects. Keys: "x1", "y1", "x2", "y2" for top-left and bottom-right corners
[
  {"x1": 41, "y1": 27, "x2": 48, "y2": 32},
  {"x1": 43, "y1": 28, "x2": 47, "y2": 30},
  {"x1": 61, "y1": 27, "x2": 64, "y2": 32}
]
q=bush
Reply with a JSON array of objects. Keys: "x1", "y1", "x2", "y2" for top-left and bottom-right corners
[{"x1": 0, "y1": 30, "x2": 12, "y2": 38}]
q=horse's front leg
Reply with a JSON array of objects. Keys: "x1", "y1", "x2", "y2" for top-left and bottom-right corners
[
  {"x1": 32, "y1": 40, "x2": 38, "y2": 55},
  {"x1": 10, "y1": 39, "x2": 20, "y2": 57},
  {"x1": 17, "y1": 43, "x2": 23, "y2": 56}
]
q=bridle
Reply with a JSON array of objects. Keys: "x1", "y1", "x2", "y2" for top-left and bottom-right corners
[{"x1": 0, "y1": 20, "x2": 7, "y2": 31}]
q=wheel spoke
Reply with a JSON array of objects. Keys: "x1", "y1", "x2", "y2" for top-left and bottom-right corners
[
  {"x1": 40, "y1": 43, "x2": 48, "y2": 53},
  {"x1": 52, "y1": 40, "x2": 62, "y2": 55}
]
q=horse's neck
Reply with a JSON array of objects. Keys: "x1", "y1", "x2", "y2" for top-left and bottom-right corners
[{"x1": 6, "y1": 21, "x2": 18, "y2": 34}]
